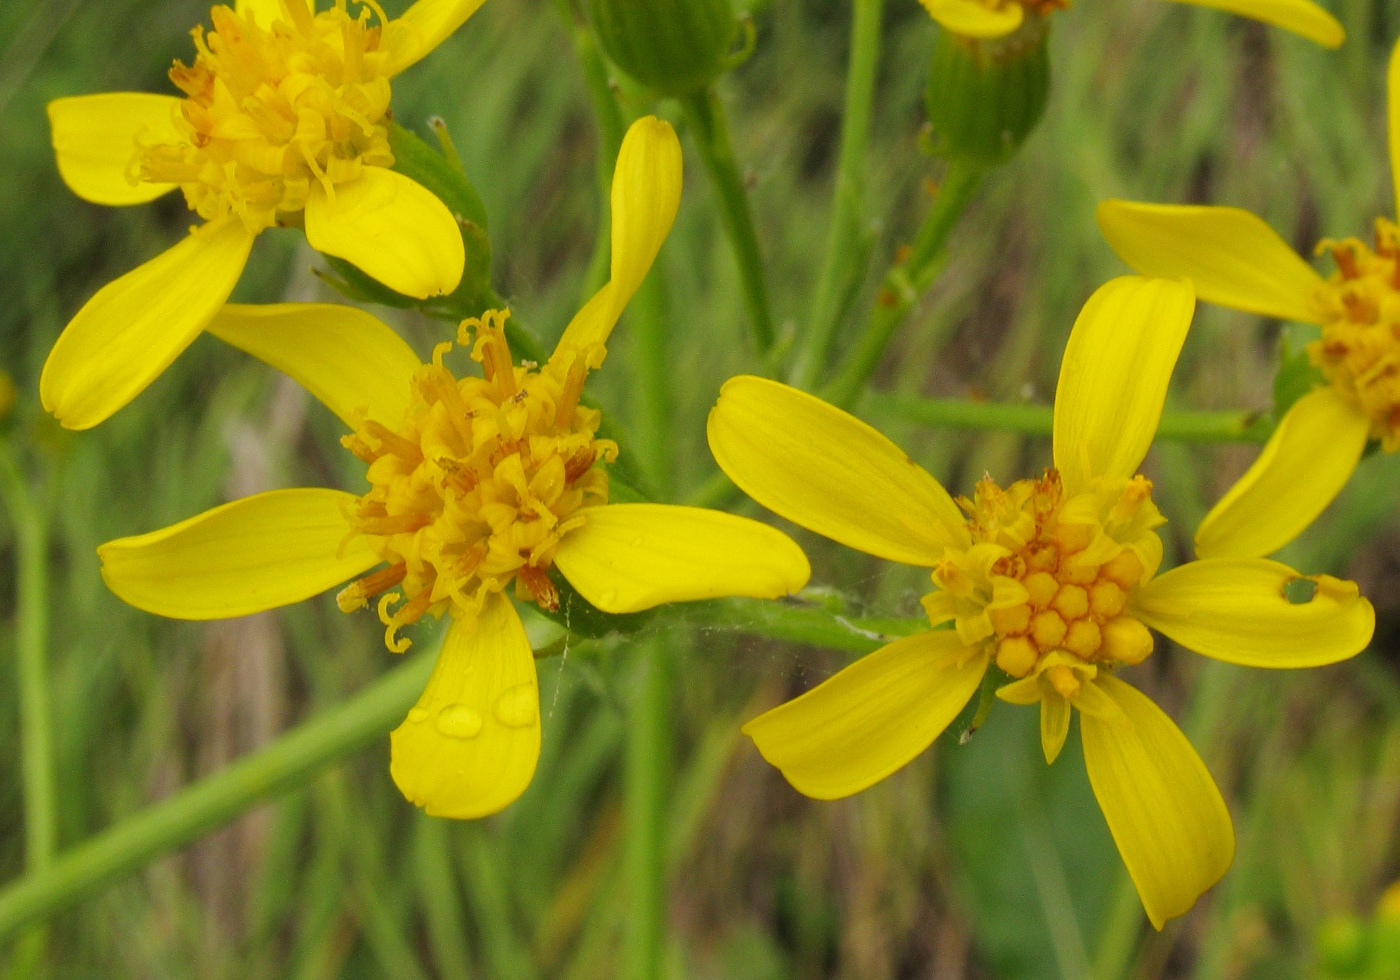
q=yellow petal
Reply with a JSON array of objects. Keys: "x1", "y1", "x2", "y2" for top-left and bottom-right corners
[
  {"x1": 390, "y1": 594, "x2": 539, "y2": 819},
  {"x1": 234, "y1": 0, "x2": 313, "y2": 27},
  {"x1": 1391, "y1": 36, "x2": 1400, "y2": 217},
  {"x1": 707, "y1": 376, "x2": 970, "y2": 566},
  {"x1": 919, "y1": 0, "x2": 1023, "y2": 37},
  {"x1": 743, "y1": 632, "x2": 988, "y2": 800},
  {"x1": 1041, "y1": 694, "x2": 1071, "y2": 765},
  {"x1": 98, "y1": 488, "x2": 377, "y2": 619},
  {"x1": 41, "y1": 221, "x2": 255, "y2": 430},
  {"x1": 555, "y1": 117, "x2": 683, "y2": 355},
  {"x1": 305, "y1": 168, "x2": 464, "y2": 300},
  {"x1": 1097, "y1": 201, "x2": 1324, "y2": 324},
  {"x1": 208, "y1": 303, "x2": 421, "y2": 430},
  {"x1": 1080, "y1": 675, "x2": 1234, "y2": 931},
  {"x1": 1132, "y1": 558, "x2": 1375, "y2": 668},
  {"x1": 1164, "y1": 0, "x2": 1342, "y2": 45},
  {"x1": 1053, "y1": 276, "x2": 1196, "y2": 493},
  {"x1": 1195, "y1": 388, "x2": 1369, "y2": 560},
  {"x1": 48, "y1": 93, "x2": 181, "y2": 206},
  {"x1": 383, "y1": 0, "x2": 490, "y2": 75},
  {"x1": 553, "y1": 503, "x2": 810, "y2": 614}
]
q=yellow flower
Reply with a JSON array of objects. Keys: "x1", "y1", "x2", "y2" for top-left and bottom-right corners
[
  {"x1": 44, "y1": 0, "x2": 487, "y2": 431},
  {"x1": 706, "y1": 276, "x2": 1374, "y2": 929},
  {"x1": 1096, "y1": 39, "x2": 1400, "y2": 563},
  {"x1": 94, "y1": 117, "x2": 811, "y2": 819},
  {"x1": 918, "y1": 0, "x2": 1342, "y2": 48}
]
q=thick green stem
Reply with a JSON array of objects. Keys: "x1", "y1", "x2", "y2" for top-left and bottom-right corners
[
  {"x1": 0, "y1": 647, "x2": 437, "y2": 940},
  {"x1": 0, "y1": 446, "x2": 54, "y2": 875},
  {"x1": 865, "y1": 392, "x2": 1274, "y2": 443},
  {"x1": 788, "y1": 0, "x2": 884, "y2": 390},
  {"x1": 679, "y1": 88, "x2": 776, "y2": 356},
  {"x1": 822, "y1": 160, "x2": 984, "y2": 408}
]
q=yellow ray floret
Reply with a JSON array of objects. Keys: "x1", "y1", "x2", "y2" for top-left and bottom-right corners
[{"x1": 708, "y1": 275, "x2": 1374, "y2": 929}]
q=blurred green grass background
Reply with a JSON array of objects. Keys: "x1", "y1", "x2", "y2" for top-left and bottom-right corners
[{"x1": 2, "y1": 0, "x2": 1400, "y2": 976}]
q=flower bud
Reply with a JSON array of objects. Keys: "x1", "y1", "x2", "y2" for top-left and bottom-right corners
[
  {"x1": 589, "y1": 0, "x2": 740, "y2": 96},
  {"x1": 924, "y1": 16, "x2": 1050, "y2": 163}
]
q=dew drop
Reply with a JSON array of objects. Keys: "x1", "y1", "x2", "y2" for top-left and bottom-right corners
[
  {"x1": 407, "y1": 707, "x2": 429, "y2": 723},
  {"x1": 493, "y1": 684, "x2": 538, "y2": 728},
  {"x1": 600, "y1": 589, "x2": 619, "y2": 608},
  {"x1": 435, "y1": 704, "x2": 483, "y2": 739}
]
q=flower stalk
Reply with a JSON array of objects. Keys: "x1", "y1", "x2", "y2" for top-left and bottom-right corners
[
  {"x1": 679, "y1": 88, "x2": 776, "y2": 356},
  {"x1": 822, "y1": 158, "x2": 985, "y2": 408},
  {"x1": 788, "y1": 0, "x2": 885, "y2": 391}
]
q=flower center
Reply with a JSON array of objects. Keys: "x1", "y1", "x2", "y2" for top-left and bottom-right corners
[
  {"x1": 138, "y1": 1, "x2": 394, "y2": 233},
  {"x1": 337, "y1": 311, "x2": 616, "y2": 652},
  {"x1": 923, "y1": 469, "x2": 1163, "y2": 698},
  {"x1": 1312, "y1": 219, "x2": 1400, "y2": 450}
]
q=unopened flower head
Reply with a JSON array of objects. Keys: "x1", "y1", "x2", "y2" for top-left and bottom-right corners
[
  {"x1": 707, "y1": 275, "x2": 1374, "y2": 930},
  {"x1": 95, "y1": 117, "x2": 811, "y2": 820},
  {"x1": 1097, "y1": 38, "x2": 1400, "y2": 562},
  {"x1": 43, "y1": 0, "x2": 488, "y2": 431}
]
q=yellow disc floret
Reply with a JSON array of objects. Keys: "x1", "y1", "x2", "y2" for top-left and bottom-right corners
[
  {"x1": 139, "y1": 1, "x2": 394, "y2": 233},
  {"x1": 922, "y1": 469, "x2": 1164, "y2": 692},
  {"x1": 1312, "y1": 219, "x2": 1400, "y2": 451},
  {"x1": 338, "y1": 310, "x2": 616, "y2": 652}
]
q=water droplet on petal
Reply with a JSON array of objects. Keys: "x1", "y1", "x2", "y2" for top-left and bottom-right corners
[
  {"x1": 493, "y1": 684, "x2": 537, "y2": 728},
  {"x1": 407, "y1": 707, "x2": 429, "y2": 723},
  {"x1": 436, "y1": 704, "x2": 483, "y2": 739},
  {"x1": 629, "y1": 536, "x2": 644, "y2": 548},
  {"x1": 600, "y1": 589, "x2": 619, "y2": 608}
]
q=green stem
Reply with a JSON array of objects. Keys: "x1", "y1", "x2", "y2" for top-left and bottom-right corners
[
  {"x1": 788, "y1": 0, "x2": 884, "y2": 390},
  {"x1": 0, "y1": 599, "x2": 906, "y2": 938},
  {"x1": 557, "y1": 0, "x2": 628, "y2": 299},
  {"x1": 678, "y1": 88, "x2": 776, "y2": 356},
  {"x1": 864, "y1": 392, "x2": 1274, "y2": 443},
  {"x1": 0, "y1": 647, "x2": 437, "y2": 941},
  {"x1": 623, "y1": 254, "x2": 673, "y2": 980},
  {"x1": 624, "y1": 637, "x2": 671, "y2": 980},
  {"x1": 0, "y1": 445, "x2": 54, "y2": 875},
  {"x1": 821, "y1": 160, "x2": 985, "y2": 409}
]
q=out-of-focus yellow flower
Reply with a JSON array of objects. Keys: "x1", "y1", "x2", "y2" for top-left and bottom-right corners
[
  {"x1": 1097, "y1": 39, "x2": 1400, "y2": 563},
  {"x1": 918, "y1": 0, "x2": 1342, "y2": 48},
  {"x1": 707, "y1": 276, "x2": 1374, "y2": 929},
  {"x1": 95, "y1": 118, "x2": 811, "y2": 819},
  {"x1": 44, "y1": 0, "x2": 488, "y2": 431}
]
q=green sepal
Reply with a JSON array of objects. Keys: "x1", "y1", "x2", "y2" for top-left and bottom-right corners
[
  {"x1": 539, "y1": 568, "x2": 658, "y2": 639},
  {"x1": 589, "y1": 0, "x2": 738, "y2": 96},
  {"x1": 388, "y1": 120, "x2": 487, "y2": 230},
  {"x1": 1273, "y1": 321, "x2": 1326, "y2": 420},
  {"x1": 946, "y1": 658, "x2": 1011, "y2": 746},
  {"x1": 925, "y1": 16, "x2": 1050, "y2": 164}
]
